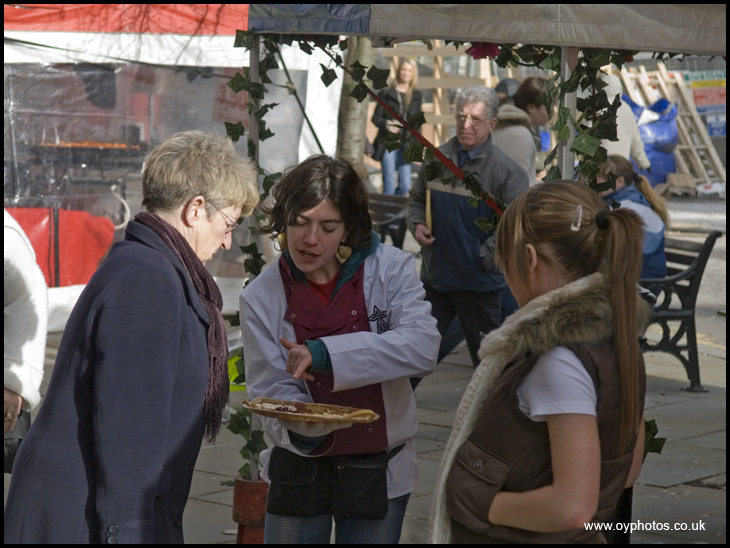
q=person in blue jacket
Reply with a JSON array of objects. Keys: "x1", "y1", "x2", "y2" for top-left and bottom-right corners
[
  {"x1": 599, "y1": 155, "x2": 669, "y2": 280},
  {"x1": 4, "y1": 131, "x2": 259, "y2": 544}
]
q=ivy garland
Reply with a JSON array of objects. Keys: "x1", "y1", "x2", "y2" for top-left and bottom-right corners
[{"x1": 225, "y1": 33, "x2": 647, "y2": 224}]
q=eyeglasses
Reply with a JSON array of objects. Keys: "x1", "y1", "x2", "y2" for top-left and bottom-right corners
[
  {"x1": 208, "y1": 200, "x2": 240, "y2": 234},
  {"x1": 455, "y1": 113, "x2": 488, "y2": 126}
]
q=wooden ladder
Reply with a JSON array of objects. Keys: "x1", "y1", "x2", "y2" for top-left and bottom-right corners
[{"x1": 619, "y1": 63, "x2": 726, "y2": 187}]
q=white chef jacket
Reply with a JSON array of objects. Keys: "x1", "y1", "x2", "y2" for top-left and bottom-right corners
[{"x1": 241, "y1": 242, "x2": 440, "y2": 499}]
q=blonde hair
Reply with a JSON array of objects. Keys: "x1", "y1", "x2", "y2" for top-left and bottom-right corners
[
  {"x1": 602, "y1": 155, "x2": 669, "y2": 226},
  {"x1": 391, "y1": 59, "x2": 418, "y2": 111},
  {"x1": 495, "y1": 180, "x2": 644, "y2": 451},
  {"x1": 142, "y1": 130, "x2": 259, "y2": 218}
]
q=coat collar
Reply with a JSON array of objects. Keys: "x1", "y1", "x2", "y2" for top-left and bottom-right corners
[{"x1": 124, "y1": 220, "x2": 210, "y2": 326}]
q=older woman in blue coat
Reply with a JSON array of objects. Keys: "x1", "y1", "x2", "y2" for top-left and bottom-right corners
[{"x1": 4, "y1": 131, "x2": 259, "y2": 544}]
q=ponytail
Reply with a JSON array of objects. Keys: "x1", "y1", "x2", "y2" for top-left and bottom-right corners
[
  {"x1": 635, "y1": 174, "x2": 669, "y2": 226},
  {"x1": 601, "y1": 207, "x2": 645, "y2": 451}
]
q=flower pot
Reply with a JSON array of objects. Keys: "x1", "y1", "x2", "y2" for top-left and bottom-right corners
[{"x1": 232, "y1": 475, "x2": 268, "y2": 544}]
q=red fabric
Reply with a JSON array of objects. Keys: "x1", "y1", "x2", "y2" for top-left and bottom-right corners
[
  {"x1": 3, "y1": 4, "x2": 248, "y2": 35},
  {"x1": 307, "y1": 273, "x2": 339, "y2": 305},
  {"x1": 6, "y1": 207, "x2": 115, "y2": 287},
  {"x1": 57, "y1": 209, "x2": 115, "y2": 287},
  {"x1": 5, "y1": 208, "x2": 54, "y2": 285}
]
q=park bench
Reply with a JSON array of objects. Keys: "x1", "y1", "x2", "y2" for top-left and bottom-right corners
[
  {"x1": 639, "y1": 230, "x2": 721, "y2": 392},
  {"x1": 368, "y1": 193, "x2": 408, "y2": 249}
]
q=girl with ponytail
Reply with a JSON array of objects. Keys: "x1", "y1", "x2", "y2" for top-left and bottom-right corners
[
  {"x1": 430, "y1": 179, "x2": 650, "y2": 544},
  {"x1": 600, "y1": 154, "x2": 669, "y2": 279}
]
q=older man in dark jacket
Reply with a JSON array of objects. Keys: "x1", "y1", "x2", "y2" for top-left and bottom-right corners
[{"x1": 406, "y1": 85, "x2": 529, "y2": 367}]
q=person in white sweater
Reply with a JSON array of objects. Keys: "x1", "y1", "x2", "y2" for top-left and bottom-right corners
[
  {"x1": 492, "y1": 77, "x2": 550, "y2": 186},
  {"x1": 592, "y1": 73, "x2": 651, "y2": 171},
  {"x1": 4, "y1": 209, "x2": 48, "y2": 435}
]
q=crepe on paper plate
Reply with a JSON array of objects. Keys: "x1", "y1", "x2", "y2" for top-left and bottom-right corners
[{"x1": 242, "y1": 397, "x2": 380, "y2": 423}]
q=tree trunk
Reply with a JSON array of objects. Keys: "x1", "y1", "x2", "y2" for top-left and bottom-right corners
[{"x1": 336, "y1": 36, "x2": 376, "y2": 189}]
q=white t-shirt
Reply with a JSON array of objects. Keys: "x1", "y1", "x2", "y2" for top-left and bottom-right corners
[{"x1": 517, "y1": 346, "x2": 597, "y2": 422}]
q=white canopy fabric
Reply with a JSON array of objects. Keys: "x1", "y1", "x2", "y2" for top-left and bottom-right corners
[{"x1": 367, "y1": 4, "x2": 725, "y2": 56}]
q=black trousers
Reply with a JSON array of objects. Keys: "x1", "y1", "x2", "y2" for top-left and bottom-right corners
[{"x1": 424, "y1": 283, "x2": 502, "y2": 367}]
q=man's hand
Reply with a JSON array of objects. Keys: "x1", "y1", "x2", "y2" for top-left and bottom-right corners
[{"x1": 414, "y1": 224, "x2": 435, "y2": 247}]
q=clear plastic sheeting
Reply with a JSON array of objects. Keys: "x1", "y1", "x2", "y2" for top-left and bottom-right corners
[{"x1": 4, "y1": 60, "x2": 308, "y2": 286}]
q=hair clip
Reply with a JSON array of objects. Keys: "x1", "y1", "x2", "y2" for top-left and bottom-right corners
[{"x1": 570, "y1": 204, "x2": 583, "y2": 232}]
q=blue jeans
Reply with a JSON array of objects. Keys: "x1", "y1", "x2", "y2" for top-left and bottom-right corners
[
  {"x1": 381, "y1": 148, "x2": 412, "y2": 196},
  {"x1": 263, "y1": 493, "x2": 410, "y2": 544}
]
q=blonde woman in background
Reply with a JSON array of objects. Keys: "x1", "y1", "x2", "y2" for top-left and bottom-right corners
[{"x1": 371, "y1": 59, "x2": 423, "y2": 196}]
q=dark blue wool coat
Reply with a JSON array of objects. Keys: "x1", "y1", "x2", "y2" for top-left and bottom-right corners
[{"x1": 4, "y1": 221, "x2": 211, "y2": 544}]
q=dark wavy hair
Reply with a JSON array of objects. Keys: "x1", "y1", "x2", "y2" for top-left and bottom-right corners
[{"x1": 261, "y1": 155, "x2": 373, "y2": 252}]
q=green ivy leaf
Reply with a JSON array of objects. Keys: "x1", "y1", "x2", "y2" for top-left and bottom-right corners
[
  {"x1": 543, "y1": 165, "x2": 562, "y2": 182},
  {"x1": 474, "y1": 217, "x2": 496, "y2": 234},
  {"x1": 240, "y1": 242, "x2": 266, "y2": 277},
  {"x1": 234, "y1": 30, "x2": 252, "y2": 49},
  {"x1": 402, "y1": 138, "x2": 425, "y2": 163},
  {"x1": 258, "y1": 120, "x2": 275, "y2": 141},
  {"x1": 349, "y1": 81, "x2": 370, "y2": 103},
  {"x1": 259, "y1": 54, "x2": 279, "y2": 75},
  {"x1": 552, "y1": 106, "x2": 571, "y2": 133},
  {"x1": 367, "y1": 65, "x2": 391, "y2": 90},
  {"x1": 262, "y1": 172, "x2": 282, "y2": 195},
  {"x1": 543, "y1": 144, "x2": 559, "y2": 167},
  {"x1": 422, "y1": 159, "x2": 444, "y2": 182},
  {"x1": 538, "y1": 53, "x2": 561, "y2": 71},
  {"x1": 557, "y1": 124, "x2": 572, "y2": 141},
  {"x1": 255, "y1": 102, "x2": 279, "y2": 119},
  {"x1": 319, "y1": 64, "x2": 338, "y2": 87},
  {"x1": 571, "y1": 132, "x2": 601, "y2": 157},
  {"x1": 376, "y1": 132, "x2": 402, "y2": 153},
  {"x1": 247, "y1": 81, "x2": 266, "y2": 101},
  {"x1": 224, "y1": 122, "x2": 245, "y2": 142},
  {"x1": 226, "y1": 72, "x2": 248, "y2": 93},
  {"x1": 349, "y1": 61, "x2": 367, "y2": 82},
  {"x1": 406, "y1": 112, "x2": 427, "y2": 131}
]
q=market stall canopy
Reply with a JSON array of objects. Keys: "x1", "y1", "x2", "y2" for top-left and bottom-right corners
[
  {"x1": 6, "y1": 4, "x2": 725, "y2": 62},
  {"x1": 245, "y1": 4, "x2": 726, "y2": 56}
]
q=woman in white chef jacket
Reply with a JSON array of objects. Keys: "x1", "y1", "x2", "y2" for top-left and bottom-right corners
[{"x1": 240, "y1": 154, "x2": 440, "y2": 544}]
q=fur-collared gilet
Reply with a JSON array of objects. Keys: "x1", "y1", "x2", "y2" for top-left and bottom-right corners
[{"x1": 428, "y1": 273, "x2": 650, "y2": 543}]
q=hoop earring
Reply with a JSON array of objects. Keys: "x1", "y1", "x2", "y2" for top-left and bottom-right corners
[
  {"x1": 336, "y1": 243, "x2": 352, "y2": 265},
  {"x1": 277, "y1": 232, "x2": 288, "y2": 252}
]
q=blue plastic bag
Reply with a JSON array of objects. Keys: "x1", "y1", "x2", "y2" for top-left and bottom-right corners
[{"x1": 623, "y1": 94, "x2": 678, "y2": 186}]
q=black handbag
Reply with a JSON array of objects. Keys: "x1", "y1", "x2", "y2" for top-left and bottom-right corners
[{"x1": 4, "y1": 410, "x2": 31, "y2": 474}]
